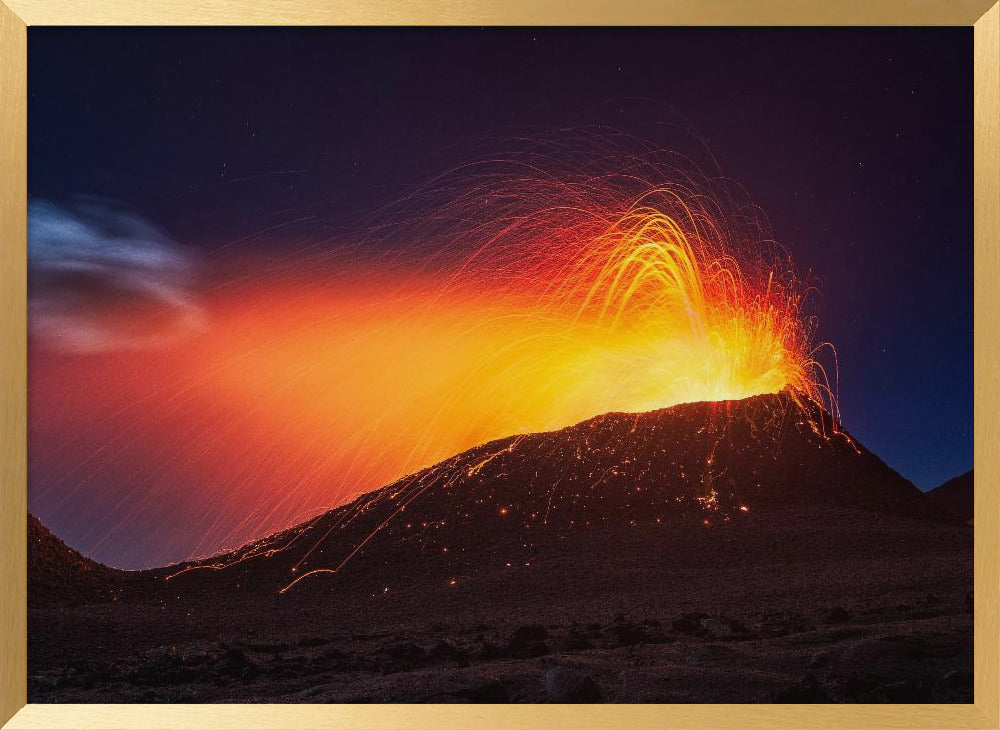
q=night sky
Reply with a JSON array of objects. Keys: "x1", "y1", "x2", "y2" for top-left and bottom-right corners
[{"x1": 29, "y1": 27, "x2": 972, "y2": 495}]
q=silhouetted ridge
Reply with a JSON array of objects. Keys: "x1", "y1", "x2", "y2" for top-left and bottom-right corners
[
  {"x1": 926, "y1": 470, "x2": 973, "y2": 523},
  {"x1": 28, "y1": 513, "x2": 123, "y2": 606}
]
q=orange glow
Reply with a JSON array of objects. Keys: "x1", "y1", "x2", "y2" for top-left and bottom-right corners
[
  {"x1": 202, "y1": 190, "x2": 829, "y2": 487},
  {"x1": 29, "y1": 149, "x2": 836, "y2": 566}
]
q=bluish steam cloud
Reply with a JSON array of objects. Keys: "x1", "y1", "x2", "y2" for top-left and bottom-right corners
[{"x1": 28, "y1": 198, "x2": 203, "y2": 352}]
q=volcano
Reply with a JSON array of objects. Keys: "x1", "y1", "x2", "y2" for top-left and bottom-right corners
[
  {"x1": 28, "y1": 389, "x2": 973, "y2": 704},
  {"x1": 155, "y1": 388, "x2": 944, "y2": 595}
]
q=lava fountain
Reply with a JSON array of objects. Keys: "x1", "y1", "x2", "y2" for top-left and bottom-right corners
[{"x1": 29, "y1": 135, "x2": 837, "y2": 567}]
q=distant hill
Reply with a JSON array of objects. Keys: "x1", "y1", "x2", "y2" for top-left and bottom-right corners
[
  {"x1": 926, "y1": 470, "x2": 974, "y2": 524},
  {"x1": 28, "y1": 513, "x2": 123, "y2": 606}
]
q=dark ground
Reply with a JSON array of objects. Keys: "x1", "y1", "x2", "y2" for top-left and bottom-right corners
[
  {"x1": 27, "y1": 509, "x2": 973, "y2": 703},
  {"x1": 28, "y1": 392, "x2": 974, "y2": 703}
]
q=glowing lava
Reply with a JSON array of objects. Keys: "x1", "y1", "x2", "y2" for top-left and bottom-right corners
[
  {"x1": 29, "y1": 140, "x2": 836, "y2": 567},
  {"x1": 209, "y1": 171, "x2": 833, "y2": 478}
]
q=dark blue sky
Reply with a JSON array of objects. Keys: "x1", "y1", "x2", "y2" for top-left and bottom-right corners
[{"x1": 28, "y1": 27, "x2": 973, "y2": 489}]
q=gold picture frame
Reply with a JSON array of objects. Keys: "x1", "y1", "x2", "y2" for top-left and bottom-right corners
[{"x1": 1, "y1": 2, "x2": 997, "y2": 727}]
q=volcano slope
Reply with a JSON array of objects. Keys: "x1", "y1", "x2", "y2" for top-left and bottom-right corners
[{"x1": 29, "y1": 389, "x2": 973, "y2": 703}]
